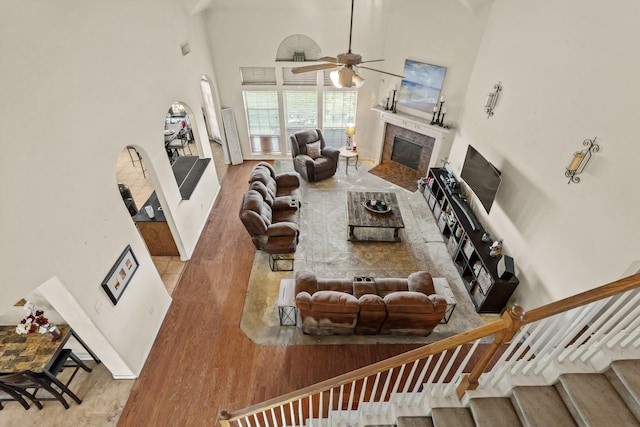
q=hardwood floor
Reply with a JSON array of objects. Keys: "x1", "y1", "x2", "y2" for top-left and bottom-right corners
[{"x1": 117, "y1": 161, "x2": 422, "y2": 426}]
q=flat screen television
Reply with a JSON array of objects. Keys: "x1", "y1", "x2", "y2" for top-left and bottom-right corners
[{"x1": 460, "y1": 145, "x2": 502, "y2": 213}]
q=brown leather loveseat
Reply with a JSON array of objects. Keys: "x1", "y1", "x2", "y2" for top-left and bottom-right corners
[
  {"x1": 239, "y1": 162, "x2": 302, "y2": 258},
  {"x1": 294, "y1": 270, "x2": 447, "y2": 336}
]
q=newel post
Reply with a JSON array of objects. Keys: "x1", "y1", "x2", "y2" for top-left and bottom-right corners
[
  {"x1": 456, "y1": 305, "x2": 525, "y2": 399},
  {"x1": 218, "y1": 409, "x2": 232, "y2": 427}
]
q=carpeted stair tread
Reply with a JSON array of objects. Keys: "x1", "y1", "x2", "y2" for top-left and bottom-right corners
[
  {"x1": 397, "y1": 416, "x2": 434, "y2": 427},
  {"x1": 555, "y1": 373, "x2": 640, "y2": 426},
  {"x1": 606, "y1": 359, "x2": 640, "y2": 421},
  {"x1": 511, "y1": 385, "x2": 576, "y2": 426},
  {"x1": 469, "y1": 397, "x2": 522, "y2": 426},
  {"x1": 431, "y1": 408, "x2": 474, "y2": 427}
]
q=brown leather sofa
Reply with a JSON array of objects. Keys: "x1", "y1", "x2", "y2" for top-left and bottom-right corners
[
  {"x1": 239, "y1": 162, "x2": 301, "y2": 252},
  {"x1": 294, "y1": 270, "x2": 447, "y2": 336}
]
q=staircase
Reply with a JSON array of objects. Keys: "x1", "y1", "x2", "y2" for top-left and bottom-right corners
[
  {"x1": 218, "y1": 274, "x2": 640, "y2": 427},
  {"x1": 396, "y1": 359, "x2": 640, "y2": 426}
]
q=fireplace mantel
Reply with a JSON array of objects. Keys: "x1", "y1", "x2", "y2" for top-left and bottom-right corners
[{"x1": 371, "y1": 107, "x2": 453, "y2": 171}]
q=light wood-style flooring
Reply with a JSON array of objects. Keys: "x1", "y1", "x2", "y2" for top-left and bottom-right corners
[{"x1": 116, "y1": 161, "x2": 423, "y2": 426}]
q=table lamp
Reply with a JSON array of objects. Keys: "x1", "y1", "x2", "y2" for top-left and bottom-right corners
[{"x1": 345, "y1": 124, "x2": 356, "y2": 150}]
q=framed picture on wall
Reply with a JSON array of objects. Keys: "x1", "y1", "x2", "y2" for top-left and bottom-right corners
[
  {"x1": 397, "y1": 60, "x2": 447, "y2": 114},
  {"x1": 101, "y1": 245, "x2": 139, "y2": 305}
]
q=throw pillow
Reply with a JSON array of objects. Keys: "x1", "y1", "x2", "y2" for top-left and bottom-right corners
[{"x1": 306, "y1": 141, "x2": 321, "y2": 159}]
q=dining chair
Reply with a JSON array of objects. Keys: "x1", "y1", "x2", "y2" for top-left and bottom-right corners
[
  {"x1": 0, "y1": 371, "x2": 68, "y2": 408},
  {"x1": 0, "y1": 348, "x2": 92, "y2": 409},
  {"x1": 0, "y1": 381, "x2": 41, "y2": 410},
  {"x1": 126, "y1": 145, "x2": 147, "y2": 178},
  {"x1": 40, "y1": 348, "x2": 93, "y2": 406},
  {"x1": 166, "y1": 129, "x2": 193, "y2": 156}
]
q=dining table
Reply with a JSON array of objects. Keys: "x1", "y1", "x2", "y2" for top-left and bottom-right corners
[{"x1": 0, "y1": 325, "x2": 101, "y2": 404}]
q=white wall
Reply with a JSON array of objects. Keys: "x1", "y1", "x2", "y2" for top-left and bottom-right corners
[
  {"x1": 204, "y1": 0, "x2": 490, "y2": 162},
  {"x1": 447, "y1": 0, "x2": 640, "y2": 309},
  {"x1": 0, "y1": 0, "x2": 221, "y2": 376},
  {"x1": 379, "y1": 0, "x2": 492, "y2": 124}
]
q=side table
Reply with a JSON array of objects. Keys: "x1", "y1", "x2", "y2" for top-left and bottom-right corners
[
  {"x1": 433, "y1": 277, "x2": 457, "y2": 324},
  {"x1": 339, "y1": 147, "x2": 359, "y2": 175},
  {"x1": 278, "y1": 278, "x2": 297, "y2": 326}
]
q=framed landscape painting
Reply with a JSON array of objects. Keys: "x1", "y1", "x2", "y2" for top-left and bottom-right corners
[{"x1": 397, "y1": 60, "x2": 447, "y2": 114}]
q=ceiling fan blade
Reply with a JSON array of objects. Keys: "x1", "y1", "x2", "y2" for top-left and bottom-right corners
[
  {"x1": 318, "y1": 56, "x2": 338, "y2": 63},
  {"x1": 291, "y1": 63, "x2": 339, "y2": 74},
  {"x1": 357, "y1": 66, "x2": 405, "y2": 79},
  {"x1": 359, "y1": 59, "x2": 385, "y2": 64}
]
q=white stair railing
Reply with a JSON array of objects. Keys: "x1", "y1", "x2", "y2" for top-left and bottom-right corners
[
  {"x1": 477, "y1": 288, "x2": 640, "y2": 393},
  {"x1": 218, "y1": 273, "x2": 640, "y2": 427}
]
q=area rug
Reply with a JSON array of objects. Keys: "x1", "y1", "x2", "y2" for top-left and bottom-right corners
[
  {"x1": 240, "y1": 164, "x2": 485, "y2": 346},
  {"x1": 368, "y1": 162, "x2": 422, "y2": 192}
]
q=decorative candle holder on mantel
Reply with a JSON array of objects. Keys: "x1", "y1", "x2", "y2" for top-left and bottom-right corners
[
  {"x1": 430, "y1": 95, "x2": 448, "y2": 127},
  {"x1": 387, "y1": 89, "x2": 397, "y2": 112}
]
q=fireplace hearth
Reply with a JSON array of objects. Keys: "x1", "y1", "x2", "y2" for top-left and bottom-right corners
[
  {"x1": 380, "y1": 123, "x2": 435, "y2": 178},
  {"x1": 370, "y1": 110, "x2": 452, "y2": 190}
]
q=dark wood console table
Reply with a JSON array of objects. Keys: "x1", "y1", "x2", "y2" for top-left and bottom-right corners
[{"x1": 424, "y1": 168, "x2": 519, "y2": 313}]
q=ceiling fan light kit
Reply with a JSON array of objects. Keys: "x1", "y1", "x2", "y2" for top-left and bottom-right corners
[
  {"x1": 352, "y1": 73, "x2": 365, "y2": 88},
  {"x1": 330, "y1": 67, "x2": 365, "y2": 88}
]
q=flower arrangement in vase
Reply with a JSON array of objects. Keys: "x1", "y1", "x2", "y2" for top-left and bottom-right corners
[{"x1": 15, "y1": 304, "x2": 61, "y2": 340}]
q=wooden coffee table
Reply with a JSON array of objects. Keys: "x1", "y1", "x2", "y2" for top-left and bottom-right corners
[{"x1": 347, "y1": 191, "x2": 405, "y2": 242}]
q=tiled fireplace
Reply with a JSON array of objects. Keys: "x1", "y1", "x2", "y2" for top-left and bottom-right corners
[
  {"x1": 375, "y1": 109, "x2": 453, "y2": 176},
  {"x1": 382, "y1": 123, "x2": 436, "y2": 178}
]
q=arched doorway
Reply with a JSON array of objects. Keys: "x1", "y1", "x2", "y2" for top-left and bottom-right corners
[
  {"x1": 164, "y1": 101, "x2": 199, "y2": 164},
  {"x1": 115, "y1": 143, "x2": 185, "y2": 295}
]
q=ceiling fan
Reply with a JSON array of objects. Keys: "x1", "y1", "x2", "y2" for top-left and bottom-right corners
[{"x1": 291, "y1": 0, "x2": 404, "y2": 88}]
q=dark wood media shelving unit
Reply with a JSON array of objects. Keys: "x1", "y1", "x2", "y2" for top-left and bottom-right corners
[{"x1": 424, "y1": 168, "x2": 519, "y2": 313}]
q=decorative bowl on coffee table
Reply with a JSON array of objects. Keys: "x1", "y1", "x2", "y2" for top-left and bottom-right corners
[{"x1": 363, "y1": 199, "x2": 391, "y2": 213}]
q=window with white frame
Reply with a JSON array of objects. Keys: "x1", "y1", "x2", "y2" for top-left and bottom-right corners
[
  {"x1": 323, "y1": 91, "x2": 357, "y2": 148},
  {"x1": 284, "y1": 91, "x2": 317, "y2": 142},
  {"x1": 243, "y1": 91, "x2": 280, "y2": 153},
  {"x1": 242, "y1": 70, "x2": 357, "y2": 154}
]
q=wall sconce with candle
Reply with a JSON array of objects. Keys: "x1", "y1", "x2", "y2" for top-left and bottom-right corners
[
  {"x1": 484, "y1": 82, "x2": 502, "y2": 118},
  {"x1": 565, "y1": 137, "x2": 599, "y2": 184},
  {"x1": 345, "y1": 124, "x2": 356, "y2": 150}
]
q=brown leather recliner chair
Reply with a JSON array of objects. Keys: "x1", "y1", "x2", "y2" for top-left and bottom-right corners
[
  {"x1": 290, "y1": 129, "x2": 340, "y2": 182},
  {"x1": 294, "y1": 271, "x2": 359, "y2": 335},
  {"x1": 373, "y1": 272, "x2": 448, "y2": 336},
  {"x1": 239, "y1": 162, "x2": 301, "y2": 252}
]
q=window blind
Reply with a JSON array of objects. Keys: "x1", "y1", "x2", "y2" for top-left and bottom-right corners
[{"x1": 240, "y1": 67, "x2": 277, "y2": 85}]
